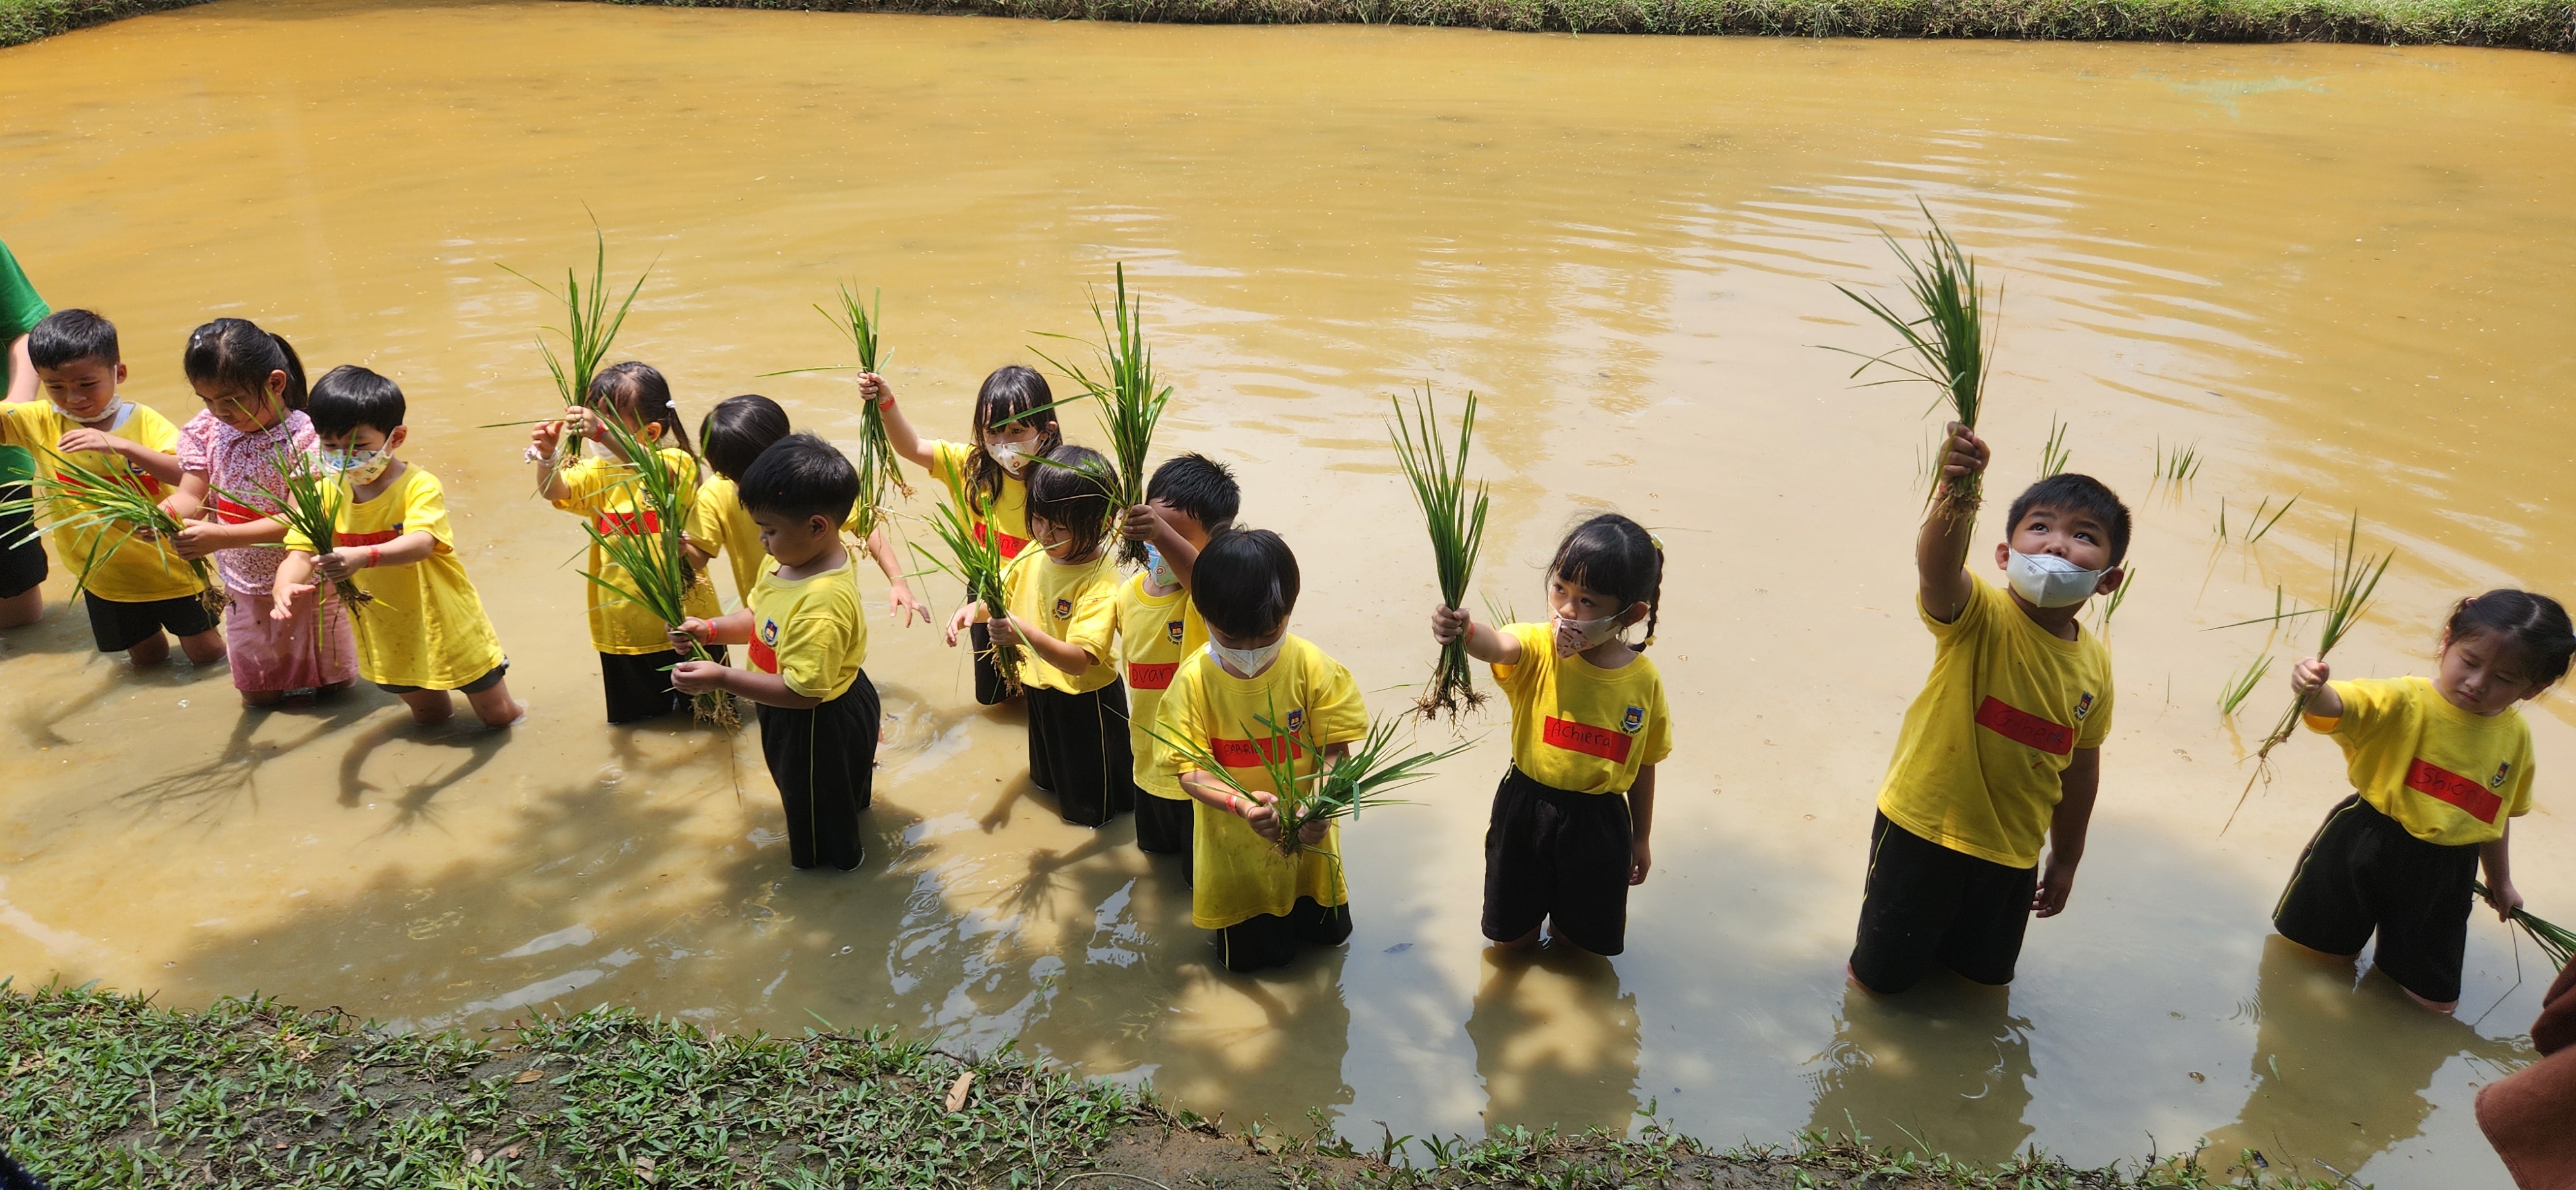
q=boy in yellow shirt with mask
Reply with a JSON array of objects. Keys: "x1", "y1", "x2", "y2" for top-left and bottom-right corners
[{"x1": 1849, "y1": 423, "x2": 2127, "y2": 994}]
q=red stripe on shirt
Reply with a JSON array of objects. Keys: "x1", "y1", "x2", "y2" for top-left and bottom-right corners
[
  {"x1": 749, "y1": 638, "x2": 778, "y2": 675},
  {"x1": 1209, "y1": 735, "x2": 1302, "y2": 768},
  {"x1": 212, "y1": 495, "x2": 271, "y2": 524},
  {"x1": 339, "y1": 527, "x2": 403, "y2": 547},
  {"x1": 1128, "y1": 661, "x2": 1178, "y2": 691},
  {"x1": 972, "y1": 521, "x2": 1031, "y2": 560},
  {"x1": 1975, "y1": 695, "x2": 2074, "y2": 755},
  {"x1": 596, "y1": 511, "x2": 661, "y2": 536},
  {"x1": 1542, "y1": 715, "x2": 1633, "y2": 763},
  {"x1": 2405, "y1": 758, "x2": 2504, "y2": 823}
]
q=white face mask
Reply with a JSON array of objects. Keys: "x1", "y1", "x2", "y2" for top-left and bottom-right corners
[
  {"x1": 1144, "y1": 543, "x2": 1177, "y2": 588},
  {"x1": 55, "y1": 397, "x2": 126, "y2": 427},
  {"x1": 987, "y1": 440, "x2": 1029, "y2": 477},
  {"x1": 2006, "y1": 549, "x2": 2108, "y2": 609},
  {"x1": 325, "y1": 447, "x2": 393, "y2": 485},
  {"x1": 1207, "y1": 638, "x2": 1281, "y2": 679},
  {"x1": 1555, "y1": 613, "x2": 1622, "y2": 658}
]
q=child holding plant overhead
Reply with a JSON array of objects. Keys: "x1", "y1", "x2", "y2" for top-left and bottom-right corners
[
  {"x1": 866, "y1": 364, "x2": 1061, "y2": 704},
  {"x1": 1156, "y1": 528, "x2": 1368, "y2": 972},
  {"x1": 685, "y1": 392, "x2": 923, "y2": 623},
  {"x1": 4, "y1": 309, "x2": 224, "y2": 669},
  {"x1": 1428, "y1": 513, "x2": 1670, "y2": 956},
  {"x1": 1847, "y1": 424, "x2": 2127, "y2": 995},
  {"x1": 272, "y1": 366, "x2": 522, "y2": 729},
  {"x1": 530, "y1": 361, "x2": 724, "y2": 724},
  {"x1": 2271, "y1": 590, "x2": 2566, "y2": 1014},
  {"x1": 670, "y1": 434, "x2": 877, "y2": 872},
  {"x1": 1119, "y1": 453, "x2": 1240, "y2": 864}
]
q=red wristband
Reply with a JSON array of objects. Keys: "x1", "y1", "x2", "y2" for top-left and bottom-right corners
[{"x1": 366, "y1": 545, "x2": 380, "y2": 569}]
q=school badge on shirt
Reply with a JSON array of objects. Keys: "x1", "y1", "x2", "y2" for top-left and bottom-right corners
[
  {"x1": 2072, "y1": 692, "x2": 2096, "y2": 721},
  {"x1": 760, "y1": 619, "x2": 781, "y2": 647},
  {"x1": 1053, "y1": 597, "x2": 1073, "y2": 619},
  {"x1": 1165, "y1": 619, "x2": 1184, "y2": 644},
  {"x1": 1621, "y1": 704, "x2": 1645, "y2": 735},
  {"x1": 1283, "y1": 708, "x2": 1305, "y2": 734},
  {"x1": 2492, "y1": 760, "x2": 2514, "y2": 790}
]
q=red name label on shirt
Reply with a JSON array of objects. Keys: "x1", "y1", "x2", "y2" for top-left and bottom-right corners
[
  {"x1": 748, "y1": 638, "x2": 778, "y2": 675},
  {"x1": 339, "y1": 526, "x2": 404, "y2": 547},
  {"x1": 61, "y1": 469, "x2": 160, "y2": 499},
  {"x1": 1542, "y1": 715, "x2": 1632, "y2": 763},
  {"x1": 972, "y1": 522, "x2": 1031, "y2": 560},
  {"x1": 1209, "y1": 735, "x2": 1302, "y2": 768},
  {"x1": 212, "y1": 495, "x2": 272, "y2": 524},
  {"x1": 1128, "y1": 661, "x2": 1178, "y2": 690},
  {"x1": 1975, "y1": 696, "x2": 2074, "y2": 755},
  {"x1": 2405, "y1": 758, "x2": 2503, "y2": 823},
  {"x1": 595, "y1": 511, "x2": 661, "y2": 536}
]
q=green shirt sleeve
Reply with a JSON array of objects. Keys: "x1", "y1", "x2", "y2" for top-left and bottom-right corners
[{"x1": 0, "y1": 240, "x2": 48, "y2": 339}]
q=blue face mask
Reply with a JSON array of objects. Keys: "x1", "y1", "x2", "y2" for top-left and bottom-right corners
[{"x1": 1144, "y1": 543, "x2": 1176, "y2": 588}]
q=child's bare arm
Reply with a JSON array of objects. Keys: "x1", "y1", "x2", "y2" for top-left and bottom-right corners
[
  {"x1": 57, "y1": 428, "x2": 184, "y2": 486},
  {"x1": 313, "y1": 530, "x2": 436, "y2": 581},
  {"x1": 863, "y1": 375, "x2": 938, "y2": 470},
  {"x1": 862, "y1": 522, "x2": 925, "y2": 625},
  {"x1": 2480, "y1": 826, "x2": 2521, "y2": 920},
  {"x1": 672, "y1": 608, "x2": 756, "y2": 648},
  {"x1": 531, "y1": 414, "x2": 578, "y2": 502},
  {"x1": 2033, "y1": 746, "x2": 2098, "y2": 918},
  {"x1": 1430, "y1": 605, "x2": 1521, "y2": 666},
  {"x1": 2289, "y1": 657, "x2": 2342, "y2": 718},
  {"x1": 1627, "y1": 765, "x2": 1656, "y2": 885},
  {"x1": 1121, "y1": 505, "x2": 1200, "y2": 586},
  {"x1": 1918, "y1": 421, "x2": 1987, "y2": 625},
  {"x1": 271, "y1": 549, "x2": 320, "y2": 619},
  {"x1": 994, "y1": 613, "x2": 1094, "y2": 677}
]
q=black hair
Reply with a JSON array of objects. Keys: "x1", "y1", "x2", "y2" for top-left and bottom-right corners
[
  {"x1": 588, "y1": 361, "x2": 693, "y2": 457},
  {"x1": 183, "y1": 317, "x2": 308, "y2": 412},
  {"x1": 737, "y1": 433, "x2": 860, "y2": 527},
  {"x1": 1192, "y1": 527, "x2": 1300, "y2": 642},
  {"x1": 1025, "y1": 444, "x2": 1114, "y2": 562},
  {"x1": 308, "y1": 365, "x2": 406, "y2": 436},
  {"x1": 700, "y1": 393, "x2": 790, "y2": 482},
  {"x1": 27, "y1": 308, "x2": 118, "y2": 369},
  {"x1": 963, "y1": 364, "x2": 1062, "y2": 512},
  {"x1": 2446, "y1": 589, "x2": 2576, "y2": 688},
  {"x1": 2005, "y1": 473, "x2": 2132, "y2": 566},
  {"x1": 1549, "y1": 513, "x2": 1665, "y2": 652},
  {"x1": 1145, "y1": 453, "x2": 1240, "y2": 532}
]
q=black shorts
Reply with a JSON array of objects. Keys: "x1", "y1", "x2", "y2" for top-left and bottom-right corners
[
  {"x1": 83, "y1": 590, "x2": 218, "y2": 653},
  {"x1": 971, "y1": 621, "x2": 1012, "y2": 706},
  {"x1": 2275, "y1": 795, "x2": 2479, "y2": 1003},
  {"x1": 1849, "y1": 812, "x2": 2038, "y2": 992},
  {"x1": 1135, "y1": 790, "x2": 1194, "y2": 866},
  {"x1": 1024, "y1": 681, "x2": 1137, "y2": 828},
  {"x1": 757, "y1": 670, "x2": 880, "y2": 872},
  {"x1": 0, "y1": 502, "x2": 43, "y2": 600},
  {"x1": 598, "y1": 647, "x2": 726, "y2": 725},
  {"x1": 375, "y1": 659, "x2": 510, "y2": 697},
  {"x1": 1481, "y1": 768, "x2": 1634, "y2": 956},
  {"x1": 1219, "y1": 896, "x2": 1352, "y2": 973}
]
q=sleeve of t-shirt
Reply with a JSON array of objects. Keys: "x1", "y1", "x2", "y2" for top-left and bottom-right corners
[
  {"x1": 1060, "y1": 573, "x2": 1120, "y2": 666},
  {"x1": 777, "y1": 611, "x2": 853, "y2": 701},
  {"x1": 1159, "y1": 663, "x2": 1209, "y2": 775},
  {"x1": 0, "y1": 242, "x2": 48, "y2": 339},
  {"x1": 1922, "y1": 575, "x2": 1998, "y2": 641},
  {"x1": 1309, "y1": 652, "x2": 1370, "y2": 747},
  {"x1": 551, "y1": 458, "x2": 612, "y2": 514},
  {"x1": 683, "y1": 479, "x2": 728, "y2": 554},
  {"x1": 1488, "y1": 622, "x2": 1553, "y2": 690},
  {"x1": 1639, "y1": 673, "x2": 1675, "y2": 768},
  {"x1": 405, "y1": 470, "x2": 458, "y2": 552},
  {"x1": 0, "y1": 402, "x2": 35, "y2": 449},
  {"x1": 2307, "y1": 677, "x2": 2398, "y2": 739},
  {"x1": 2076, "y1": 674, "x2": 2115, "y2": 750},
  {"x1": 2507, "y1": 753, "x2": 2536, "y2": 818},
  {"x1": 929, "y1": 440, "x2": 971, "y2": 491},
  {"x1": 176, "y1": 411, "x2": 216, "y2": 474}
]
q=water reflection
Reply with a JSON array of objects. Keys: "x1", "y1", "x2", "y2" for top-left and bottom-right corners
[
  {"x1": 1805, "y1": 978, "x2": 2035, "y2": 1165},
  {"x1": 1468, "y1": 945, "x2": 1642, "y2": 1134}
]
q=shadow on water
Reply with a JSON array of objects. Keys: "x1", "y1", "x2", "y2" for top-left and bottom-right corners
[
  {"x1": 1467, "y1": 944, "x2": 1642, "y2": 1135},
  {"x1": 1804, "y1": 976, "x2": 2036, "y2": 1165},
  {"x1": 111, "y1": 693, "x2": 383, "y2": 828}
]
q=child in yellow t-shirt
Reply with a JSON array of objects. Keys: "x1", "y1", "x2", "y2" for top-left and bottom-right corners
[
  {"x1": 1116, "y1": 453, "x2": 1240, "y2": 866},
  {"x1": 670, "y1": 435, "x2": 876, "y2": 872},
  {"x1": 1157, "y1": 528, "x2": 1369, "y2": 973},
  {"x1": 2274, "y1": 589, "x2": 2566, "y2": 1012},
  {"x1": 945, "y1": 444, "x2": 1133, "y2": 827},
  {"x1": 1430, "y1": 513, "x2": 1671, "y2": 957},
  {"x1": 1851, "y1": 424, "x2": 2126, "y2": 994},
  {"x1": 529, "y1": 361, "x2": 724, "y2": 724},
  {"x1": 6, "y1": 310, "x2": 223, "y2": 668},
  {"x1": 683, "y1": 393, "x2": 923, "y2": 623},
  {"x1": 869, "y1": 363, "x2": 1060, "y2": 705},
  {"x1": 272, "y1": 366, "x2": 522, "y2": 729}
]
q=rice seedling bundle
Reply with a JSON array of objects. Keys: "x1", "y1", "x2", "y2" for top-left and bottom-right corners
[
  {"x1": 1032, "y1": 263, "x2": 1171, "y2": 567},
  {"x1": 500, "y1": 227, "x2": 649, "y2": 481},
  {"x1": 913, "y1": 498, "x2": 1021, "y2": 694},
  {"x1": 2221, "y1": 514, "x2": 2392, "y2": 834},
  {"x1": 579, "y1": 417, "x2": 736, "y2": 729},
  {"x1": 824, "y1": 284, "x2": 911, "y2": 533},
  {"x1": 1390, "y1": 385, "x2": 1490, "y2": 721},
  {"x1": 1150, "y1": 703, "x2": 1469, "y2": 858},
  {"x1": 1832, "y1": 202, "x2": 1998, "y2": 521},
  {"x1": 2476, "y1": 882, "x2": 2575, "y2": 969},
  {"x1": 2217, "y1": 654, "x2": 2272, "y2": 717},
  {"x1": 216, "y1": 442, "x2": 374, "y2": 611},
  {"x1": 0, "y1": 446, "x2": 222, "y2": 614}
]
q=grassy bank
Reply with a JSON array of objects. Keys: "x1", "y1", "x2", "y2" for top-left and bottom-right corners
[
  {"x1": 1, "y1": 0, "x2": 2570, "y2": 51},
  {"x1": 0, "y1": 981, "x2": 2348, "y2": 1189}
]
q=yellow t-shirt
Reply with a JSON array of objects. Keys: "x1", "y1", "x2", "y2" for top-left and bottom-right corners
[
  {"x1": 928, "y1": 439, "x2": 1031, "y2": 562},
  {"x1": 1001, "y1": 547, "x2": 1120, "y2": 695},
  {"x1": 285, "y1": 465, "x2": 504, "y2": 690},
  {"x1": 1117, "y1": 573, "x2": 1208, "y2": 800},
  {"x1": 1875, "y1": 578, "x2": 2116, "y2": 869},
  {"x1": 1491, "y1": 623, "x2": 1674, "y2": 794},
  {"x1": 0, "y1": 401, "x2": 204, "y2": 602},
  {"x1": 549, "y1": 449, "x2": 723, "y2": 654},
  {"x1": 2304, "y1": 675, "x2": 2535, "y2": 847},
  {"x1": 1156, "y1": 635, "x2": 1370, "y2": 930},
  {"x1": 686, "y1": 475, "x2": 873, "y2": 608},
  {"x1": 746, "y1": 559, "x2": 868, "y2": 702}
]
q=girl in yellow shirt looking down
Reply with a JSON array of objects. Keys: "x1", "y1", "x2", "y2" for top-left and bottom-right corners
[
  {"x1": 1431, "y1": 513, "x2": 1671, "y2": 958},
  {"x1": 2275, "y1": 589, "x2": 2569, "y2": 1014}
]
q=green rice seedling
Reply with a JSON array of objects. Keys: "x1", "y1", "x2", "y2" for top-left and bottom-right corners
[
  {"x1": 2154, "y1": 438, "x2": 2204, "y2": 487},
  {"x1": 222, "y1": 442, "x2": 374, "y2": 611},
  {"x1": 825, "y1": 284, "x2": 912, "y2": 524},
  {"x1": 577, "y1": 417, "x2": 735, "y2": 729},
  {"x1": 2217, "y1": 654, "x2": 2272, "y2": 717},
  {"x1": 1148, "y1": 702, "x2": 1468, "y2": 859},
  {"x1": 2222, "y1": 514, "x2": 2393, "y2": 833},
  {"x1": 911, "y1": 498, "x2": 1021, "y2": 695},
  {"x1": 2213, "y1": 496, "x2": 2229, "y2": 542},
  {"x1": 498, "y1": 226, "x2": 650, "y2": 483},
  {"x1": 0, "y1": 446, "x2": 222, "y2": 614},
  {"x1": 2203, "y1": 585, "x2": 2322, "y2": 633},
  {"x1": 2038, "y1": 414, "x2": 2071, "y2": 478},
  {"x1": 2246, "y1": 493, "x2": 2300, "y2": 544},
  {"x1": 1829, "y1": 202, "x2": 1998, "y2": 520},
  {"x1": 2092, "y1": 564, "x2": 2137, "y2": 632},
  {"x1": 1390, "y1": 385, "x2": 1491, "y2": 721},
  {"x1": 1032, "y1": 263, "x2": 1172, "y2": 568},
  {"x1": 2476, "y1": 881, "x2": 2574, "y2": 968}
]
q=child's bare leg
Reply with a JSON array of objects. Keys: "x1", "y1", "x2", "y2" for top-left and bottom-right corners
[
  {"x1": 242, "y1": 688, "x2": 286, "y2": 708},
  {"x1": 1493, "y1": 925, "x2": 1542, "y2": 953},
  {"x1": 465, "y1": 681, "x2": 524, "y2": 728},
  {"x1": 2271, "y1": 931, "x2": 2362, "y2": 963},
  {"x1": 178, "y1": 628, "x2": 225, "y2": 666},
  {"x1": 317, "y1": 680, "x2": 352, "y2": 698},
  {"x1": 125, "y1": 631, "x2": 171, "y2": 666},
  {"x1": 2395, "y1": 980, "x2": 2459, "y2": 1015},
  {"x1": 0, "y1": 589, "x2": 40, "y2": 628},
  {"x1": 397, "y1": 689, "x2": 455, "y2": 726}
]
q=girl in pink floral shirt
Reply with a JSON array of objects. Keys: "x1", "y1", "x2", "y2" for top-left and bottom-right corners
[{"x1": 162, "y1": 319, "x2": 357, "y2": 704}]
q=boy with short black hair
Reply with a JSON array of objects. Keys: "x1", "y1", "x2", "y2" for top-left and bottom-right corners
[
  {"x1": 1117, "y1": 453, "x2": 1242, "y2": 864},
  {"x1": 5, "y1": 309, "x2": 223, "y2": 667},
  {"x1": 671, "y1": 433, "x2": 877, "y2": 872},
  {"x1": 273, "y1": 365, "x2": 522, "y2": 728},
  {"x1": 1849, "y1": 423, "x2": 2129, "y2": 994}
]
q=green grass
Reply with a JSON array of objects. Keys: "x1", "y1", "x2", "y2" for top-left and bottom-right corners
[{"x1": 10, "y1": 0, "x2": 2570, "y2": 53}]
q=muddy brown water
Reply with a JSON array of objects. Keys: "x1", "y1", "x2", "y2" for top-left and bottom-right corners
[{"x1": 4, "y1": 5, "x2": 2573, "y2": 1182}]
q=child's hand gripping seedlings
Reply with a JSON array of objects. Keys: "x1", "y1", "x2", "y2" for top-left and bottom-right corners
[
  {"x1": 1828, "y1": 201, "x2": 1998, "y2": 524},
  {"x1": 2221, "y1": 513, "x2": 2393, "y2": 835},
  {"x1": 497, "y1": 226, "x2": 650, "y2": 480},
  {"x1": 916, "y1": 498, "x2": 1021, "y2": 694},
  {"x1": 578, "y1": 414, "x2": 739, "y2": 729},
  {"x1": 1, "y1": 444, "x2": 223, "y2": 614},
  {"x1": 228, "y1": 442, "x2": 375, "y2": 613},
  {"x1": 1391, "y1": 384, "x2": 1490, "y2": 721}
]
